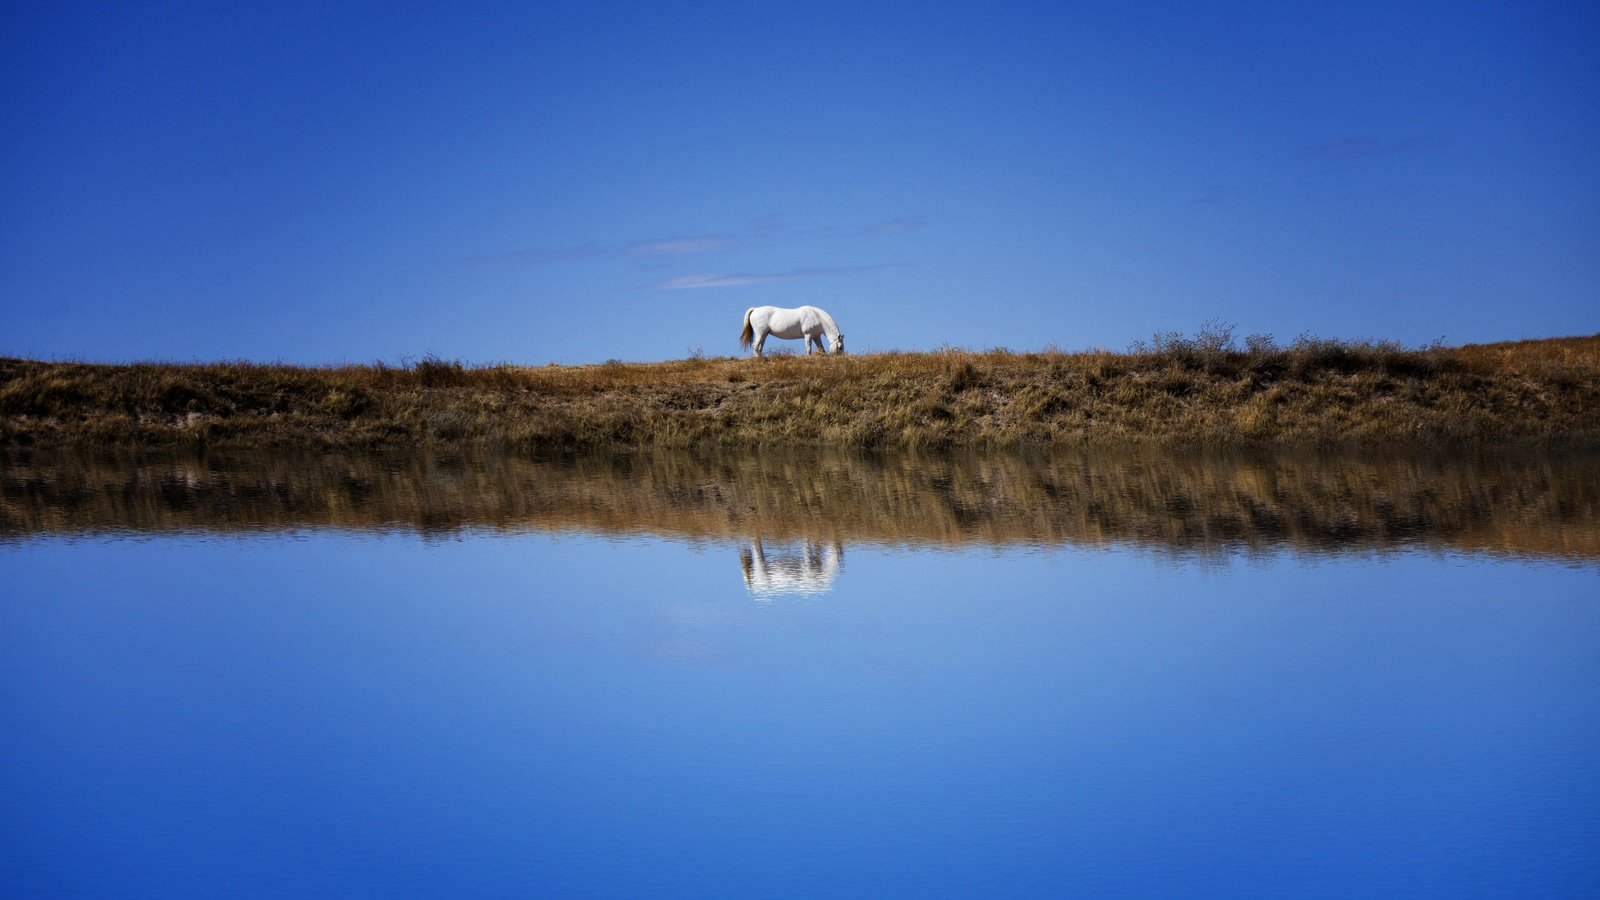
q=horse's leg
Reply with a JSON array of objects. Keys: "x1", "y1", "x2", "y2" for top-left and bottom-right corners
[{"x1": 754, "y1": 329, "x2": 767, "y2": 358}]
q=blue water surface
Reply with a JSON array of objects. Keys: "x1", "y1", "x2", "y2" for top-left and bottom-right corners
[{"x1": 3, "y1": 532, "x2": 1598, "y2": 897}]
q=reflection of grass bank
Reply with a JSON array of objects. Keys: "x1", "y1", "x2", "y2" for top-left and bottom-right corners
[
  {"x1": 4, "y1": 446, "x2": 1598, "y2": 562},
  {"x1": 3, "y1": 333, "x2": 1598, "y2": 450}
]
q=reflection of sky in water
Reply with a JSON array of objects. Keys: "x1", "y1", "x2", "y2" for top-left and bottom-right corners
[{"x1": 3, "y1": 532, "x2": 1598, "y2": 897}]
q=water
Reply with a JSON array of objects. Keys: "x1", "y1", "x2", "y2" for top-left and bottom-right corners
[{"x1": 3, "y1": 448, "x2": 1598, "y2": 897}]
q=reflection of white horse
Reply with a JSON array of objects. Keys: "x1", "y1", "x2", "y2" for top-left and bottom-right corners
[
  {"x1": 739, "y1": 538, "x2": 843, "y2": 599},
  {"x1": 739, "y1": 306, "x2": 845, "y2": 357}
]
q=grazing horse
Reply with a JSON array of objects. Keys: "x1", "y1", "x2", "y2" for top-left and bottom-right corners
[{"x1": 739, "y1": 306, "x2": 845, "y2": 357}]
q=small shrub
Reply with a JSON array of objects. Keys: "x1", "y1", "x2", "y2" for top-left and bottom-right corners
[
  {"x1": 1244, "y1": 333, "x2": 1278, "y2": 354},
  {"x1": 415, "y1": 354, "x2": 466, "y2": 388},
  {"x1": 1194, "y1": 319, "x2": 1236, "y2": 354},
  {"x1": 1131, "y1": 320, "x2": 1237, "y2": 373}
]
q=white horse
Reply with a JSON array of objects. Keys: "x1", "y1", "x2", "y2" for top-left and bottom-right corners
[{"x1": 739, "y1": 305, "x2": 845, "y2": 357}]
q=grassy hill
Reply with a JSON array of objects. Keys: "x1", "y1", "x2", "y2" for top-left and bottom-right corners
[{"x1": 2, "y1": 332, "x2": 1597, "y2": 450}]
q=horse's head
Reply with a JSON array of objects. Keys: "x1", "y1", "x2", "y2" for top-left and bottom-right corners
[{"x1": 831, "y1": 333, "x2": 846, "y2": 355}]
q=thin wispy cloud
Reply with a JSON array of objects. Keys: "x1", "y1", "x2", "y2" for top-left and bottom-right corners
[
  {"x1": 453, "y1": 242, "x2": 611, "y2": 266},
  {"x1": 861, "y1": 217, "x2": 926, "y2": 235},
  {"x1": 454, "y1": 217, "x2": 925, "y2": 268},
  {"x1": 625, "y1": 236, "x2": 737, "y2": 256},
  {"x1": 649, "y1": 273, "x2": 796, "y2": 290},
  {"x1": 784, "y1": 217, "x2": 930, "y2": 240},
  {"x1": 644, "y1": 263, "x2": 901, "y2": 290},
  {"x1": 455, "y1": 234, "x2": 734, "y2": 267},
  {"x1": 1298, "y1": 137, "x2": 1439, "y2": 160}
]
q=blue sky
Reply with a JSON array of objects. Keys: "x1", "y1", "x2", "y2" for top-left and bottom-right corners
[{"x1": 2, "y1": 1, "x2": 1596, "y2": 365}]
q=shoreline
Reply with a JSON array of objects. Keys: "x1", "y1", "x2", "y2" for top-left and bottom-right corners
[{"x1": 2, "y1": 334, "x2": 1598, "y2": 451}]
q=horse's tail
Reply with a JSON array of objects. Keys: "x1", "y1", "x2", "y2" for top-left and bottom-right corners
[{"x1": 739, "y1": 308, "x2": 755, "y2": 350}]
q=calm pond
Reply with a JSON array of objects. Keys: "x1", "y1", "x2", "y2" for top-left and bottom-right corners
[{"x1": 3, "y1": 447, "x2": 1598, "y2": 897}]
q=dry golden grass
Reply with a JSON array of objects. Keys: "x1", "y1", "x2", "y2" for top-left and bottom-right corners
[{"x1": 2, "y1": 332, "x2": 1598, "y2": 450}]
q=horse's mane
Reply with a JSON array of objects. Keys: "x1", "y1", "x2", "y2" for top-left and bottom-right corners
[{"x1": 810, "y1": 306, "x2": 841, "y2": 337}]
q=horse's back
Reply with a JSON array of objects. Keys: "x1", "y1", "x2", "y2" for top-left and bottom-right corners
[
  {"x1": 794, "y1": 305, "x2": 824, "y2": 330},
  {"x1": 763, "y1": 306, "x2": 804, "y2": 335},
  {"x1": 747, "y1": 305, "x2": 833, "y2": 341}
]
